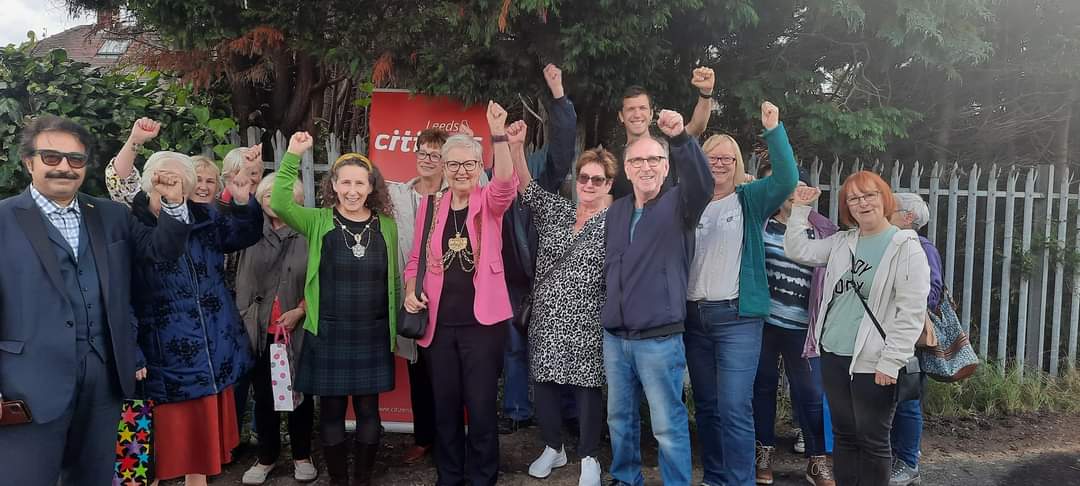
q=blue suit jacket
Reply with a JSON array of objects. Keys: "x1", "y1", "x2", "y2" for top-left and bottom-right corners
[{"x1": 0, "y1": 188, "x2": 191, "y2": 423}]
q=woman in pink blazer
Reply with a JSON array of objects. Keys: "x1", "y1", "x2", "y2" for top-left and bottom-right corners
[{"x1": 403, "y1": 101, "x2": 517, "y2": 486}]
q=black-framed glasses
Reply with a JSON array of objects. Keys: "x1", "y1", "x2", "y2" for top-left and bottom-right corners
[
  {"x1": 416, "y1": 150, "x2": 443, "y2": 162},
  {"x1": 708, "y1": 155, "x2": 737, "y2": 165},
  {"x1": 626, "y1": 155, "x2": 666, "y2": 169},
  {"x1": 446, "y1": 160, "x2": 479, "y2": 172},
  {"x1": 576, "y1": 174, "x2": 609, "y2": 186},
  {"x1": 846, "y1": 192, "x2": 881, "y2": 205},
  {"x1": 33, "y1": 149, "x2": 89, "y2": 169}
]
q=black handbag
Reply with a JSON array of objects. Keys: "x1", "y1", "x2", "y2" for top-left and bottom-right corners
[
  {"x1": 398, "y1": 193, "x2": 438, "y2": 339},
  {"x1": 513, "y1": 226, "x2": 589, "y2": 336}
]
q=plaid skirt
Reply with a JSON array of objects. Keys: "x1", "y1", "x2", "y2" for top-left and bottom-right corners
[{"x1": 295, "y1": 316, "x2": 394, "y2": 396}]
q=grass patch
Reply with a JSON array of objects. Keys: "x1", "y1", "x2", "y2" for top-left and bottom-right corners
[{"x1": 923, "y1": 362, "x2": 1080, "y2": 417}]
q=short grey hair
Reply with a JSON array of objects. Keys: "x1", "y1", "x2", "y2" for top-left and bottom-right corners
[
  {"x1": 221, "y1": 147, "x2": 248, "y2": 176},
  {"x1": 893, "y1": 192, "x2": 930, "y2": 230},
  {"x1": 141, "y1": 151, "x2": 196, "y2": 197},
  {"x1": 624, "y1": 135, "x2": 670, "y2": 162},
  {"x1": 440, "y1": 134, "x2": 483, "y2": 161},
  {"x1": 255, "y1": 171, "x2": 303, "y2": 204}
]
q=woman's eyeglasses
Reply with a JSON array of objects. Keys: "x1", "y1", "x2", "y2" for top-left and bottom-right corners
[
  {"x1": 446, "y1": 160, "x2": 479, "y2": 172},
  {"x1": 846, "y1": 192, "x2": 881, "y2": 205},
  {"x1": 416, "y1": 150, "x2": 443, "y2": 162},
  {"x1": 34, "y1": 149, "x2": 89, "y2": 169}
]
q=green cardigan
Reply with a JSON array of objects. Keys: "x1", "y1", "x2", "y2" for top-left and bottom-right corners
[
  {"x1": 734, "y1": 122, "x2": 799, "y2": 318},
  {"x1": 270, "y1": 152, "x2": 399, "y2": 351}
]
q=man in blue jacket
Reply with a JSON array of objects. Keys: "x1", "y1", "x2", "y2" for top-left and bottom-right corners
[
  {"x1": 0, "y1": 115, "x2": 192, "y2": 485},
  {"x1": 602, "y1": 109, "x2": 713, "y2": 485}
]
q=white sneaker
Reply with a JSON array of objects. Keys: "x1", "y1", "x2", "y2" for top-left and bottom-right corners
[
  {"x1": 294, "y1": 459, "x2": 318, "y2": 482},
  {"x1": 241, "y1": 461, "x2": 275, "y2": 485},
  {"x1": 528, "y1": 446, "x2": 568, "y2": 478},
  {"x1": 578, "y1": 456, "x2": 602, "y2": 486}
]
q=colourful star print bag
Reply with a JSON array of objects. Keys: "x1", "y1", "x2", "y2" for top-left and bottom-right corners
[{"x1": 114, "y1": 385, "x2": 154, "y2": 486}]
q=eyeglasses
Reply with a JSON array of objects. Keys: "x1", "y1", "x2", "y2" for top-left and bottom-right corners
[
  {"x1": 416, "y1": 150, "x2": 443, "y2": 162},
  {"x1": 33, "y1": 149, "x2": 89, "y2": 169},
  {"x1": 626, "y1": 155, "x2": 666, "y2": 169},
  {"x1": 446, "y1": 160, "x2": 479, "y2": 173},
  {"x1": 846, "y1": 192, "x2": 881, "y2": 205},
  {"x1": 576, "y1": 174, "x2": 609, "y2": 186},
  {"x1": 708, "y1": 155, "x2": 737, "y2": 165}
]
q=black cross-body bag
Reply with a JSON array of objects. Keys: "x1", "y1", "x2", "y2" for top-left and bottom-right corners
[
  {"x1": 513, "y1": 229, "x2": 588, "y2": 336},
  {"x1": 398, "y1": 194, "x2": 437, "y2": 339}
]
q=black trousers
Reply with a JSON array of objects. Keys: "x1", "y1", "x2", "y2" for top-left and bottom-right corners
[
  {"x1": 534, "y1": 382, "x2": 603, "y2": 458},
  {"x1": 408, "y1": 349, "x2": 437, "y2": 447},
  {"x1": 821, "y1": 352, "x2": 897, "y2": 486},
  {"x1": 251, "y1": 338, "x2": 314, "y2": 464},
  {"x1": 424, "y1": 323, "x2": 508, "y2": 486}
]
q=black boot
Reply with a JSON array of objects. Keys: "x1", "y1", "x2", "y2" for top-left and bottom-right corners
[
  {"x1": 323, "y1": 441, "x2": 350, "y2": 486},
  {"x1": 353, "y1": 442, "x2": 378, "y2": 485}
]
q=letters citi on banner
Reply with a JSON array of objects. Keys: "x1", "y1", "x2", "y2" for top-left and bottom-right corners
[{"x1": 368, "y1": 90, "x2": 493, "y2": 182}]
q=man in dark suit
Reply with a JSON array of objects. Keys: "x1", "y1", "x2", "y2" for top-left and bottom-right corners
[{"x1": 0, "y1": 116, "x2": 192, "y2": 485}]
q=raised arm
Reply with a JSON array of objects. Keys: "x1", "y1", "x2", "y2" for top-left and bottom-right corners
[
  {"x1": 535, "y1": 64, "x2": 578, "y2": 193},
  {"x1": 658, "y1": 109, "x2": 713, "y2": 228},
  {"x1": 270, "y1": 132, "x2": 321, "y2": 237},
  {"x1": 213, "y1": 172, "x2": 264, "y2": 253},
  {"x1": 743, "y1": 102, "x2": 799, "y2": 218},
  {"x1": 105, "y1": 118, "x2": 161, "y2": 205},
  {"x1": 507, "y1": 120, "x2": 532, "y2": 193},
  {"x1": 783, "y1": 188, "x2": 836, "y2": 267},
  {"x1": 684, "y1": 67, "x2": 715, "y2": 138}
]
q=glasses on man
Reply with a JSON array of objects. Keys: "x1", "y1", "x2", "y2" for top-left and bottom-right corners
[
  {"x1": 416, "y1": 150, "x2": 443, "y2": 163},
  {"x1": 708, "y1": 155, "x2": 737, "y2": 165},
  {"x1": 33, "y1": 149, "x2": 89, "y2": 169},
  {"x1": 446, "y1": 160, "x2": 479, "y2": 173},
  {"x1": 626, "y1": 155, "x2": 667, "y2": 169},
  {"x1": 576, "y1": 174, "x2": 609, "y2": 186},
  {"x1": 846, "y1": 191, "x2": 881, "y2": 205}
]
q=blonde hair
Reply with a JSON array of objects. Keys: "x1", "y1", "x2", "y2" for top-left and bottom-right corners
[
  {"x1": 191, "y1": 155, "x2": 220, "y2": 177},
  {"x1": 702, "y1": 134, "x2": 748, "y2": 184},
  {"x1": 256, "y1": 172, "x2": 303, "y2": 205},
  {"x1": 141, "y1": 151, "x2": 196, "y2": 197}
]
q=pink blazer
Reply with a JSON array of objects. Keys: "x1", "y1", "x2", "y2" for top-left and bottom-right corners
[{"x1": 404, "y1": 175, "x2": 518, "y2": 347}]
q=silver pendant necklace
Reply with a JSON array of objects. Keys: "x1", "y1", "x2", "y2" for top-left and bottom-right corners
[{"x1": 335, "y1": 215, "x2": 374, "y2": 259}]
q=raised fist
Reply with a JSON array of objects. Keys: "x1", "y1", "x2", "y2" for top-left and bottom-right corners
[
  {"x1": 486, "y1": 101, "x2": 508, "y2": 135},
  {"x1": 287, "y1": 132, "x2": 314, "y2": 156},
  {"x1": 761, "y1": 101, "x2": 780, "y2": 131},
  {"x1": 129, "y1": 118, "x2": 161, "y2": 145},
  {"x1": 691, "y1": 67, "x2": 715, "y2": 95},
  {"x1": 791, "y1": 186, "x2": 821, "y2": 206},
  {"x1": 227, "y1": 172, "x2": 254, "y2": 205},
  {"x1": 506, "y1": 120, "x2": 527, "y2": 147},
  {"x1": 243, "y1": 143, "x2": 263, "y2": 163},
  {"x1": 657, "y1": 109, "x2": 685, "y2": 138},
  {"x1": 152, "y1": 170, "x2": 186, "y2": 205},
  {"x1": 544, "y1": 64, "x2": 564, "y2": 99}
]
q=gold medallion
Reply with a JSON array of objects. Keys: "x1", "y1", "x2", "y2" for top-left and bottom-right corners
[{"x1": 448, "y1": 233, "x2": 468, "y2": 252}]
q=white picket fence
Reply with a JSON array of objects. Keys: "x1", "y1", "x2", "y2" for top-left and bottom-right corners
[{"x1": 229, "y1": 128, "x2": 1080, "y2": 377}]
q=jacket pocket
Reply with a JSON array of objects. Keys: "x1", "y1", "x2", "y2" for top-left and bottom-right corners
[
  {"x1": 489, "y1": 260, "x2": 504, "y2": 274},
  {"x1": 0, "y1": 340, "x2": 25, "y2": 354}
]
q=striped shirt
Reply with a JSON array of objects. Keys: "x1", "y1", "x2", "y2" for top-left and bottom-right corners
[{"x1": 763, "y1": 218, "x2": 815, "y2": 330}]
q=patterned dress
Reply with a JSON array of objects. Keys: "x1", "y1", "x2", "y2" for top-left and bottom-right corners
[
  {"x1": 521, "y1": 181, "x2": 607, "y2": 387},
  {"x1": 296, "y1": 212, "x2": 394, "y2": 396}
]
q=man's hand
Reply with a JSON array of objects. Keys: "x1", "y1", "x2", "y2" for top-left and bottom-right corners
[
  {"x1": 276, "y1": 308, "x2": 305, "y2": 332},
  {"x1": 657, "y1": 109, "x2": 686, "y2": 138},
  {"x1": 152, "y1": 170, "x2": 186, "y2": 205},
  {"x1": 486, "y1": 101, "x2": 508, "y2": 135},
  {"x1": 227, "y1": 172, "x2": 254, "y2": 205},
  {"x1": 287, "y1": 132, "x2": 314, "y2": 156},
  {"x1": 506, "y1": 120, "x2": 527, "y2": 147},
  {"x1": 791, "y1": 186, "x2": 821, "y2": 206},
  {"x1": 136, "y1": 368, "x2": 148, "y2": 381},
  {"x1": 544, "y1": 64, "x2": 565, "y2": 99},
  {"x1": 691, "y1": 67, "x2": 715, "y2": 96},
  {"x1": 761, "y1": 101, "x2": 780, "y2": 131},
  {"x1": 128, "y1": 118, "x2": 161, "y2": 146}
]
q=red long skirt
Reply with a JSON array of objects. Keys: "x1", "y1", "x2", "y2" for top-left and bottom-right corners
[{"x1": 152, "y1": 386, "x2": 240, "y2": 480}]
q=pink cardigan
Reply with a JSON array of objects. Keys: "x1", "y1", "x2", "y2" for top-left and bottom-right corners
[{"x1": 404, "y1": 175, "x2": 518, "y2": 347}]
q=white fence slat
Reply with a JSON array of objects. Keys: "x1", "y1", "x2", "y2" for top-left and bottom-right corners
[
  {"x1": 829, "y1": 157, "x2": 841, "y2": 223},
  {"x1": 1015, "y1": 169, "x2": 1037, "y2": 377},
  {"x1": 998, "y1": 169, "x2": 1018, "y2": 368},
  {"x1": 301, "y1": 149, "x2": 316, "y2": 208},
  {"x1": 928, "y1": 162, "x2": 941, "y2": 245},
  {"x1": 962, "y1": 165, "x2": 980, "y2": 334},
  {"x1": 1036, "y1": 166, "x2": 1054, "y2": 372},
  {"x1": 1051, "y1": 167, "x2": 1069, "y2": 376},
  {"x1": 810, "y1": 157, "x2": 822, "y2": 213},
  {"x1": 945, "y1": 164, "x2": 960, "y2": 286},
  {"x1": 980, "y1": 166, "x2": 998, "y2": 357}
]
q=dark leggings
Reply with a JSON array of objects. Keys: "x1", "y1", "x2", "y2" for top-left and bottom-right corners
[
  {"x1": 821, "y1": 352, "x2": 897, "y2": 486},
  {"x1": 534, "y1": 382, "x2": 603, "y2": 458},
  {"x1": 319, "y1": 395, "x2": 380, "y2": 446}
]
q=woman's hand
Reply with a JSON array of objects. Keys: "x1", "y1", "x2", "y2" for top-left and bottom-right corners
[
  {"x1": 287, "y1": 132, "x2": 314, "y2": 156},
  {"x1": 506, "y1": 120, "x2": 527, "y2": 148},
  {"x1": 276, "y1": 307, "x2": 305, "y2": 331},
  {"x1": 791, "y1": 186, "x2": 820, "y2": 206},
  {"x1": 874, "y1": 371, "x2": 897, "y2": 386},
  {"x1": 486, "y1": 101, "x2": 508, "y2": 135},
  {"x1": 135, "y1": 368, "x2": 148, "y2": 381},
  {"x1": 404, "y1": 291, "x2": 429, "y2": 313},
  {"x1": 761, "y1": 101, "x2": 780, "y2": 131}
]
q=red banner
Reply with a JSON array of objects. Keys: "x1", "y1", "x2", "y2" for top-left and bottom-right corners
[{"x1": 368, "y1": 90, "x2": 492, "y2": 182}]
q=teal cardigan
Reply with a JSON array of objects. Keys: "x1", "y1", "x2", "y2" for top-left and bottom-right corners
[
  {"x1": 734, "y1": 122, "x2": 799, "y2": 318},
  {"x1": 270, "y1": 152, "x2": 399, "y2": 350}
]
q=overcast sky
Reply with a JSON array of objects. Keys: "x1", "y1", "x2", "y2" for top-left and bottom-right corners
[{"x1": 0, "y1": 0, "x2": 94, "y2": 47}]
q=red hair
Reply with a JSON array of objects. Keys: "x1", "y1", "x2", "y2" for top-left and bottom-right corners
[{"x1": 838, "y1": 171, "x2": 896, "y2": 227}]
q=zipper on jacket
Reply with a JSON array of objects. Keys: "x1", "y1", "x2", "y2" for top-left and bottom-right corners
[{"x1": 186, "y1": 254, "x2": 219, "y2": 394}]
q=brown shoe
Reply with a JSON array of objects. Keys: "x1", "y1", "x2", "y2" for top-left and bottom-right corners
[
  {"x1": 806, "y1": 455, "x2": 836, "y2": 486},
  {"x1": 755, "y1": 441, "x2": 775, "y2": 485},
  {"x1": 402, "y1": 444, "x2": 431, "y2": 464}
]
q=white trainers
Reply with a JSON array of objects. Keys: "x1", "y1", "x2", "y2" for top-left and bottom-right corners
[
  {"x1": 528, "y1": 446, "x2": 568, "y2": 478},
  {"x1": 241, "y1": 461, "x2": 275, "y2": 485},
  {"x1": 578, "y1": 456, "x2": 602, "y2": 486},
  {"x1": 294, "y1": 459, "x2": 318, "y2": 482}
]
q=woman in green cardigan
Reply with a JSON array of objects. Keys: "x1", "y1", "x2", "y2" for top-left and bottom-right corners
[{"x1": 271, "y1": 131, "x2": 400, "y2": 486}]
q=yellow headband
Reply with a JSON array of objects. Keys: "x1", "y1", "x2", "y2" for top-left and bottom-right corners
[{"x1": 333, "y1": 152, "x2": 373, "y2": 172}]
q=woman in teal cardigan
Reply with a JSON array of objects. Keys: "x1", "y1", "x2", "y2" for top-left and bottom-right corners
[
  {"x1": 683, "y1": 102, "x2": 807, "y2": 486},
  {"x1": 271, "y1": 132, "x2": 400, "y2": 486}
]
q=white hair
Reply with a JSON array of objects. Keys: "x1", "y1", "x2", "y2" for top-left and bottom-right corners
[
  {"x1": 440, "y1": 134, "x2": 483, "y2": 161},
  {"x1": 255, "y1": 171, "x2": 303, "y2": 204},
  {"x1": 141, "y1": 151, "x2": 196, "y2": 197},
  {"x1": 221, "y1": 147, "x2": 248, "y2": 176},
  {"x1": 893, "y1": 192, "x2": 930, "y2": 230}
]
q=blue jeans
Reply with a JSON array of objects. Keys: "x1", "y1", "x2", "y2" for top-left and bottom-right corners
[
  {"x1": 502, "y1": 322, "x2": 533, "y2": 421},
  {"x1": 891, "y1": 396, "x2": 923, "y2": 467},
  {"x1": 753, "y1": 324, "x2": 826, "y2": 456},
  {"x1": 604, "y1": 331, "x2": 692, "y2": 486},
  {"x1": 685, "y1": 300, "x2": 763, "y2": 486}
]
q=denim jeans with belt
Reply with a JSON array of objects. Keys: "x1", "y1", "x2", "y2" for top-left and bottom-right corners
[{"x1": 685, "y1": 299, "x2": 764, "y2": 486}]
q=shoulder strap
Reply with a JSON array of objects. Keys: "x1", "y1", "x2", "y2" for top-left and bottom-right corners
[
  {"x1": 850, "y1": 249, "x2": 887, "y2": 340},
  {"x1": 533, "y1": 225, "x2": 590, "y2": 293},
  {"x1": 413, "y1": 193, "x2": 438, "y2": 298}
]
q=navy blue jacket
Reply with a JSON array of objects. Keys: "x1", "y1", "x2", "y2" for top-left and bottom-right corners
[
  {"x1": 0, "y1": 189, "x2": 191, "y2": 423},
  {"x1": 131, "y1": 194, "x2": 261, "y2": 404},
  {"x1": 601, "y1": 132, "x2": 713, "y2": 338}
]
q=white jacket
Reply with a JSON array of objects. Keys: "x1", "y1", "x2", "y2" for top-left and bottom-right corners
[{"x1": 783, "y1": 205, "x2": 930, "y2": 378}]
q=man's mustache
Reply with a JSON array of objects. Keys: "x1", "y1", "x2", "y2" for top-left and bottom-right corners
[{"x1": 45, "y1": 171, "x2": 80, "y2": 180}]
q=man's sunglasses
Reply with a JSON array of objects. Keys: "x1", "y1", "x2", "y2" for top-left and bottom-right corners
[{"x1": 33, "y1": 149, "x2": 89, "y2": 169}]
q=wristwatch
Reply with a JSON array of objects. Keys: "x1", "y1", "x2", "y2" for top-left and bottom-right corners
[
  {"x1": 491, "y1": 134, "x2": 509, "y2": 143},
  {"x1": 699, "y1": 92, "x2": 713, "y2": 99}
]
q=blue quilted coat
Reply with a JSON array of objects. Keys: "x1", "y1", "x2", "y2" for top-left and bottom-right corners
[{"x1": 131, "y1": 193, "x2": 261, "y2": 404}]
